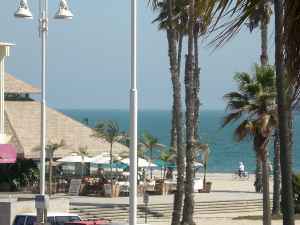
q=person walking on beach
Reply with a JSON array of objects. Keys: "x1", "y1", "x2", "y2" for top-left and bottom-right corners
[{"x1": 238, "y1": 162, "x2": 245, "y2": 177}]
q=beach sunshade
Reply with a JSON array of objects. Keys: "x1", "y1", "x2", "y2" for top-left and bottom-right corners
[
  {"x1": 121, "y1": 157, "x2": 157, "y2": 168},
  {"x1": 57, "y1": 153, "x2": 93, "y2": 163},
  {"x1": 154, "y1": 159, "x2": 176, "y2": 168},
  {"x1": 91, "y1": 153, "x2": 121, "y2": 164},
  {"x1": 193, "y1": 162, "x2": 203, "y2": 167},
  {"x1": 100, "y1": 162, "x2": 128, "y2": 169},
  {"x1": 0, "y1": 144, "x2": 17, "y2": 163},
  {"x1": 91, "y1": 155, "x2": 111, "y2": 164}
]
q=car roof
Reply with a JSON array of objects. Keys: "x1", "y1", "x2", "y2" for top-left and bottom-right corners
[{"x1": 15, "y1": 212, "x2": 79, "y2": 217}]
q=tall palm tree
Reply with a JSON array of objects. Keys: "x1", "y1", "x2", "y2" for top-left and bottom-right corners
[
  {"x1": 93, "y1": 120, "x2": 123, "y2": 183},
  {"x1": 181, "y1": 0, "x2": 196, "y2": 224},
  {"x1": 148, "y1": 1, "x2": 185, "y2": 223},
  {"x1": 140, "y1": 131, "x2": 165, "y2": 178},
  {"x1": 151, "y1": 0, "x2": 187, "y2": 152},
  {"x1": 246, "y1": 0, "x2": 273, "y2": 194},
  {"x1": 208, "y1": 0, "x2": 299, "y2": 223},
  {"x1": 275, "y1": 0, "x2": 295, "y2": 223},
  {"x1": 46, "y1": 139, "x2": 65, "y2": 195},
  {"x1": 223, "y1": 65, "x2": 277, "y2": 225}
]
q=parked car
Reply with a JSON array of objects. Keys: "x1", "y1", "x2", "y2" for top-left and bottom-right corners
[{"x1": 12, "y1": 212, "x2": 81, "y2": 225}]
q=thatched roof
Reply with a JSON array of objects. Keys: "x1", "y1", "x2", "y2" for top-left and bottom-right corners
[
  {"x1": 4, "y1": 101, "x2": 128, "y2": 159},
  {"x1": 4, "y1": 73, "x2": 40, "y2": 94}
]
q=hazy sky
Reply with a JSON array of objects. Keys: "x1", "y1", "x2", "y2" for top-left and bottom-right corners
[{"x1": 0, "y1": 1, "x2": 274, "y2": 110}]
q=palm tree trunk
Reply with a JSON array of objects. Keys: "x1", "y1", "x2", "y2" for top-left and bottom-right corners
[
  {"x1": 49, "y1": 157, "x2": 53, "y2": 196},
  {"x1": 193, "y1": 33, "x2": 200, "y2": 139},
  {"x1": 178, "y1": 33, "x2": 183, "y2": 74},
  {"x1": 260, "y1": 5, "x2": 269, "y2": 67},
  {"x1": 275, "y1": 0, "x2": 295, "y2": 224},
  {"x1": 110, "y1": 142, "x2": 113, "y2": 194},
  {"x1": 170, "y1": 35, "x2": 185, "y2": 225},
  {"x1": 203, "y1": 163, "x2": 207, "y2": 189},
  {"x1": 170, "y1": 33, "x2": 184, "y2": 153},
  {"x1": 171, "y1": 104, "x2": 177, "y2": 150},
  {"x1": 150, "y1": 147, "x2": 153, "y2": 179},
  {"x1": 165, "y1": 1, "x2": 185, "y2": 225},
  {"x1": 261, "y1": 148, "x2": 271, "y2": 225},
  {"x1": 272, "y1": 130, "x2": 281, "y2": 215},
  {"x1": 170, "y1": 34, "x2": 184, "y2": 151},
  {"x1": 182, "y1": 0, "x2": 196, "y2": 224},
  {"x1": 255, "y1": 156, "x2": 263, "y2": 193}
]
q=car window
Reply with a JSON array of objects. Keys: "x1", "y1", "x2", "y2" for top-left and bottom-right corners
[
  {"x1": 25, "y1": 216, "x2": 36, "y2": 225},
  {"x1": 47, "y1": 216, "x2": 55, "y2": 225},
  {"x1": 13, "y1": 216, "x2": 26, "y2": 225},
  {"x1": 55, "y1": 216, "x2": 80, "y2": 225}
]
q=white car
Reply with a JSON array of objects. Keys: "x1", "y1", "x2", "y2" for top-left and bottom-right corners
[{"x1": 13, "y1": 212, "x2": 81, "y2": 225}]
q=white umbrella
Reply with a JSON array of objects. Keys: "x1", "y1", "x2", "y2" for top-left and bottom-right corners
[
  {"x1": 91, "y1": 153, "x2": 122, "y2": 164},
  {"x1": 194, "y1": 162, "x2": 203, "y2": 167},
  {"x1": 121, "y1": 157, "x2": 157, "y2": 168},
  {"x1": 91, "y1": 155, "x2": 110, "y2": 164},
  {"x1": 57, "y1": 153, "x2": 93, "y2": 163}
]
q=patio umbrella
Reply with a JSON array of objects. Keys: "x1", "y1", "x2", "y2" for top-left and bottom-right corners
[
  {"x1": 57, "y1": 153, "x2": 93, "y2": 163},
  {"x1": 121, "y1": 157, "x2": 157, "y2": 168},
  {"x1": 0, "y1": 144, "x2": 17, "y2": 163},
  {"x1": 154, "y1": 159, "x2": 176, "y2": 168},
  {"x1": 91, "y1": 153, "x2": 121, "y2": 164}
]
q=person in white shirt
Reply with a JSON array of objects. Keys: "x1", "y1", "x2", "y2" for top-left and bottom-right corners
[{"x1": 238, "y1": 162, "x2": 245, "y2": 177}]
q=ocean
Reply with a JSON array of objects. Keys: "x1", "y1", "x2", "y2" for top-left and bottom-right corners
[{"x1": 60, "y1": 109, "x2": 300, "y2": 173}]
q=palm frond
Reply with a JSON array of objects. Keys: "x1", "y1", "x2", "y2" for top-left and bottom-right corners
[{"x1": 234, "y1": 119, "x2": 254, "y2": 142}]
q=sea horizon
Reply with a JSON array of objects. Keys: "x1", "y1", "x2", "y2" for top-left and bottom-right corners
[{"x1": 59, "y1": 108, "x2": 300, "y2": 174}]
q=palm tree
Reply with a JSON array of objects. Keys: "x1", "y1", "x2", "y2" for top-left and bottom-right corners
[
  {"x1": 140, "y1": 132, "x2": 165, "y2": 178},
  {"x1": 181, "y1": 0, "x2": 196, "y2": 224},
  {"x1": 160, "y1": 149, "x2": 176, "y2": 179},
  {"x1": 75, "y1": 146, "x2": 90, "y2": 178},
  {"x1": 193, "y1": 142, "x2": 210, "y2": 189},
  {"x1": 246, "y1": 0, "x2": 273, "y2": 194},
  {"x1": 46, "y1": 139, "x2": 65, "y2": 195},
  {"x1": 275, "y1": 0, "x2": 295, "y2": 223},
  {"x1": 93, "y1": 120, "x2": 123, "y2": 183},
  {"x1": 207, "y1": 0, "x2": 299, "y2": 223},
  {"x1": 148, "y1": 1, "x2": 186, "y2": 224},
  {"x1": 223, "y1": 65, "x2": 277, "y2": 225}
]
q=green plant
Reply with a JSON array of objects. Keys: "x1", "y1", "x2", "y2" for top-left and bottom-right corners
[{"x1": 0, "y1": 159, "x2": 39, "y2": 191}]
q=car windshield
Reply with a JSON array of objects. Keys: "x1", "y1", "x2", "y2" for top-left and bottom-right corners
[
  {"x1": 25, "y1": 216, "x2": 36, "y2": 225},
  {"x1": 55, "y1": 216, "x2": 81, "y2": 225},
  {"x1": 13, "y1": 216, "x2": 26, "y2": 225}
]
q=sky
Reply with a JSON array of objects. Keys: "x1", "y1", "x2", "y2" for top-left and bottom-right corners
[{"x1": 0, "y1": 1, "x2": 274, "y2": 110}]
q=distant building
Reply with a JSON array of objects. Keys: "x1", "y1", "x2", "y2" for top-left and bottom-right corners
[{"x1": 3, "y1": 73, "x2": 128, "y2": 159}]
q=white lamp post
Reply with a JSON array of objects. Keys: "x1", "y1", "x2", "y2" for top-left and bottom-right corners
[
  {"x1": 129, "y1": 0, "x2": 138, "y2": 225},
  {"x1": 0, "y1": 42, "x2": 14, "y2": 144},
  {"x1": 14, "y1": 0, "x2": 73, "y2": 223}
]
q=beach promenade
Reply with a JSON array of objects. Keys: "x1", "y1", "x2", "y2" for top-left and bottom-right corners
[{"x1": 1, "y1": 173, "x2": 292, "y2": 225}]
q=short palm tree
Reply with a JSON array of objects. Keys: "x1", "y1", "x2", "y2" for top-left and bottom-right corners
[
  {"x1": 93, "y1": 120, "x2": 123, "y2": 182},
  {"x1": 223, "y1": 64, "x2": 277, "y2": 225},
  {"x1": 140, "y1": 132, "x2": 165, "y2": 179},
  {"x1": 46, "y1": 139, "x2": 65, "y2": 195},
  {"x1": 160, "y1": 149, "x2": 176, "y2": 179},
  {"x1": 75, "y1": 146, "x2": 90, "y2": 178},
  {"x1": 192, "y1": 141, "x2": 210, "y2": 189}
]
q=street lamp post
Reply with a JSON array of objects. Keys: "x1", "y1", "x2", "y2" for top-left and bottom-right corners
[
  {"x1": 0, "y1": 42, "x2": 14, "y2": 144},
  {"x1": 14, "y1": 0, "x2": 73, "y2": 223},
  {"x1": 129, "y1": 0, "x2": 138, "y2": 224}
]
